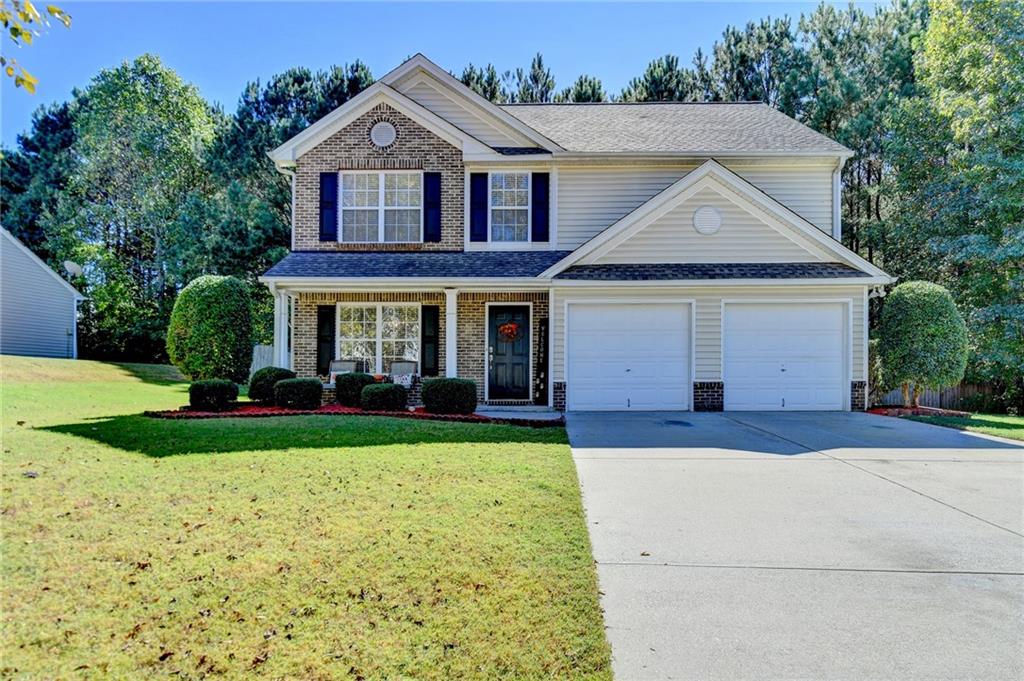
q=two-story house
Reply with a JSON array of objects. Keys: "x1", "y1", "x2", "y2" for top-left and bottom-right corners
[{"x1": 259, "y1": 54, "x2": 891, "y2": 412}]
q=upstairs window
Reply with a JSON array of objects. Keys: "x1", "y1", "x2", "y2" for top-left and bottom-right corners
[
  {"x1": 489, "y1": 172, "x2": 530, "y2": 242},
  {"x1": 340, "y1": 172, "x2": 422, "y2": 243}
]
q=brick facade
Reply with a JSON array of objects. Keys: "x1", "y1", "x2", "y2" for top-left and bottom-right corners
[
  {"x1": 293, "y1": 103, "x2": 464, "y2": 251},
  {"x1": 455, "y1": 291, "x2": 548, "y2": 404},
  {"x1": 291, "y1": 290, "x2": 550, "y2": 407},
  {"x1": 552, "y1": 382, "x2": 566, "y2": 412},
  {"x1": 693, "y1": 381, "x2": 725, "y2": 411},
  {"x1": 851, "y1": 380, "x2": 867, "y2": 411}
]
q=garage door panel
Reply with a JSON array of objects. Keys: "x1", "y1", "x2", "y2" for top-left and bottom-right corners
[
  {"x1": 724, "y1": 303, "x2": 845, "y2": 411},
  {"x1": 568, "y1": 303, "x2": 690, "y2": 411}
]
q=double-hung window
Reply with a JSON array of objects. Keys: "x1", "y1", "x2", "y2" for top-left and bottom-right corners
[
  {"x1": 489, "y1": 172, "x2": 530, "y2": 242},
  {"x1": 340, "y1": 172, "x2": 422, "y2": 243},
  {"x1": 337, "y1": 304, "x2": 420, "y2": 374}
]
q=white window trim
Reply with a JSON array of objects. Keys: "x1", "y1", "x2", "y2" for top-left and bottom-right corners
[
  {"x1": 338, "y1": 170, "x2": 424, "y2": 244},
  {"x1": 335, "y1": 302, "x2": 422, "y2": 375},
  {"x1": 488, "y1": 170, "x2": 532, "y2": 244}
]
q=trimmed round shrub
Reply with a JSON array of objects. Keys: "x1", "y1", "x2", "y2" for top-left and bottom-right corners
[
  {"x1": 335, "y1": 372, "x2": 377, "y2": 406},
  {"x1": 421, "y1": 378, "x2": 477, "y2": 415},
  {"x1": 879, "y1": 281, "x2": 969, "y2": 406},
  {"x1": 274, "y1": 378, "x2": 323, "y2": 410},
  {"x1": 167, "y1": 275, "x2": 252, "y2": 382},
  {"x1": 249, "y1": 366, "x2": 296, "y2": 404},
  {"x1": 360, "y1": 383, "x2": 408, "y2": 411},
  {"x1": 189, "y1": 379, "x2": 238, "y2": 412}
]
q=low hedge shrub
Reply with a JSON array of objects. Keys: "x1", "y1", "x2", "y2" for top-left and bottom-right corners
[
  {"x1": 274, "y1": 378, "x2": 323, "y2": 410},
  {"x1": 249, "y1": 366, "x2": 296, "y2": 404},
  {"x1": 361, "y1": 383, "x2": 408, "y2": 411},
  {"x1": 189, "y1": 379, "x2": 239, "y2": 411},
  {"x1": 335, "y1": 372, "x2": 377, "y2": 406},
  {"x1": 422, "y1": 378, "x2": 477, "y2": 415}
]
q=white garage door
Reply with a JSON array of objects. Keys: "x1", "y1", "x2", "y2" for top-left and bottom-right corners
[
  {"x1": 567, "y1": 303, "x2": 690, "y2": 411},
  {"x1": 724, "y1": 303, "x2": 846, "y2": 411}
]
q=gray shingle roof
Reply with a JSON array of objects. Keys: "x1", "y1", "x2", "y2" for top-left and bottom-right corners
[
  {"x1": 502, "y1": 102, "x2": 850, "y2": 155},
  {"x1": 263, "y1": 250, "x2": 574, "y2": 279},
  {"x1": 555, "y1": 262, "x2": 870, "y2": 281}
]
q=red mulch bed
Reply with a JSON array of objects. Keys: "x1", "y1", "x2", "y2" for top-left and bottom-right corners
[
  {"x1": 144, "y1": 402, "x2": 564, "y2": 428},
  {"x1": 868, "y1": 405, "x2": 971, "y2": 418}
]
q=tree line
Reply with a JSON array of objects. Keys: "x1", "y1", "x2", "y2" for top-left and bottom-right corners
[{"x1": 1, "y1": 0, "x2": 1020, "y2": 408}]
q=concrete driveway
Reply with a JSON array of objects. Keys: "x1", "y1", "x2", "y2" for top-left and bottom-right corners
[{"x1": 567, "y1": 411, "x2": 1024, "y2": 680}]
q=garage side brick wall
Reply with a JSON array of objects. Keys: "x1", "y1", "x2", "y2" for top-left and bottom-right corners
[
  {"x1": 693, "y1": 381, "x2": 724, "y2": 411},
  {"x1": 851, "y1": 380, "x2": 867, "y2": 411},
  {"x1": 293, "y1": 103, "x2": 464, "y2": 251}
]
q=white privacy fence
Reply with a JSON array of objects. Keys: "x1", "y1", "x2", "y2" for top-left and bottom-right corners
[{"x1": 249, "y1": 344, "x2": 274, "y2": 378}]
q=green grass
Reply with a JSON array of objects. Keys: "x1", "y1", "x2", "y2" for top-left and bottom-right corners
[
  {"x1": 907, "y1": 412, "x2": 1024, "y2": 442},
  {"x1": 1, "y1": 355, "x2": 611, "y2": 679}
]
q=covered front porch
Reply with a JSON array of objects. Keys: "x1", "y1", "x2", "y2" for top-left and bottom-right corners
[{"x1": 269, "y1": 286, "x2": 551, "y2": 407}]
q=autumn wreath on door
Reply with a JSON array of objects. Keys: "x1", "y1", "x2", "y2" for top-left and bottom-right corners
[{"x1": 497, "y1": 321, "x2": 522, "y2": 342}]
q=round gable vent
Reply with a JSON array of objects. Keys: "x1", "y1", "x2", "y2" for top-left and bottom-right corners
[
  {"x1": 693, "y1": 205, "x2": 722, "y2": 235},
  {"x1": 369, "y1": 121, "x2": 397, "y2": 148}
]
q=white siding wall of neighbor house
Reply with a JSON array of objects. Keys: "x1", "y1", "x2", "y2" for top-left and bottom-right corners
[
  {"x1": 555, "y1": 162, "x2": 834, "y2": 249},
  {"x1": 594, "y1": 187, "x2": 820, "y2": 264},
  {"x1": 399, "y1": 78, "x2": 527, "y2": 148},
  {"x1": 1, "y1": 232, "x2": 80, "y2": 358},
  {"x1": 551, "y1": 285, "x2": 866, "y2": 385}
]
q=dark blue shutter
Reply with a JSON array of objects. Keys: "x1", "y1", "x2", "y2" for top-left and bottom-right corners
[
  {"x1": 316, "y1": 305, "x2": 336, "y2": 376},
  {"x1": 420, "y1": 305, "x2": 440, "y2": 376},
  {"x1": 423, "y1": 172, "x2": 442, "y2": 242},
  {"x1": 319, "y1": 172, "x2": 338, "y2": 241},
  {"x1": 470, "y1": 173, "x2": 488, "y2": 242},
  {"x1": 531, "y1": 173, "x2": 550, "y2": 242}
]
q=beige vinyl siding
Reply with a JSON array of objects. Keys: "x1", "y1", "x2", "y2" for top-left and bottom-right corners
[
  {"x1": 1, "y1": 233, "x2": 78, "y2": 358},
  {"x1": 401, "y1": 79, "x2": 524, "y2": 148},
  {"x1": 555, "y1": 162, "x2": 834, "y2": 249},
  {"x1": 594, "y1": 187, "x2": 820, "y2": 264},
  {"x1": 551, "y1": 285, "x2": 866, "y2": 383}
]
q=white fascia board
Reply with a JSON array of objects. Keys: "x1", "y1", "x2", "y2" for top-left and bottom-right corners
[
  {"x1": 268, "y1": 83, "x2": 493, "y2": 163},
  {"x1": 539, "y1": 159, "x2": 890, "y2": 280},
  {"x1": 550, "y1": 277, "x2": 889, "y2": 288},
  {"x1": 259, "y1": 276, "x2": 551, "y2": 290},
  {"x1": 1, "y1": 228, "x2": 85, "y2": 299},
  {"x1": 549, "y1": 150, "x2": 855, "y2": 161},
  {"x1": 380, "y1": 54, "x2": 564, "y2": 152}
]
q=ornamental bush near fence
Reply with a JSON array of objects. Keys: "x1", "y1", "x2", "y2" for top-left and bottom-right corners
[
  {"x1": 166, "y1": 275, "x2": 253, "y2": 382},
  {"x1": 249, "y1": 366, "x2": 296, "y2": 404},
  {"x1": 421, "y1": 378, "x2": 478, "y2": 415},
  {"x1": 274, "y1": 378, "x2": 323, "y2": 410},
  {"x1": 361, "y1": 383, "x2": 408, "y2": 411},
  {"x1": 189, "y1": 379, "x2": 239, "y2": 411},
  {"x1": 335, "y1": 372, "x2": 377, "y2": 406}
]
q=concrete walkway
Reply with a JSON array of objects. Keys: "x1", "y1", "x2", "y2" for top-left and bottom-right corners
[{"x1": 567, "y1": 411, "x2": 1024, "y2": 680}]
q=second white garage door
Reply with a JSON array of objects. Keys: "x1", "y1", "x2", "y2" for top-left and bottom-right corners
[
  {"x1": 723, "y1": 302, "x2": 846, "y2": 411},
  {"x1": 567, "y1": 303, "x2": 690, "y2": 411}
]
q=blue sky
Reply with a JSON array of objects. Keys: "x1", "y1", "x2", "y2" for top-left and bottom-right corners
[{"x1": 1, "y1": 1, "x2": 879, "y2": 147}]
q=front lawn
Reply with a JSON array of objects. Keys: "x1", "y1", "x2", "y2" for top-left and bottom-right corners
[
  {"x1": 907, "y1": 412, "x2": 1024, "y2": 442},
  {"x1": 1, "y1": 355, "x2": 610, "y2": 679}
]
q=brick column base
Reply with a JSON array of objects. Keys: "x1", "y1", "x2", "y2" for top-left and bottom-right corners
[
  {"x1": 693, "y1": 382, "x2": 724, "y2": 411},
  {"x1": 553, "y1": 382, "x2": 566, "y2": 412},
  {"x1": 321, "y1": 385, "x2": 336, "y2": 406},
  {"x1": 851, "y1": 380, "x2": 867, "y2": 411}
]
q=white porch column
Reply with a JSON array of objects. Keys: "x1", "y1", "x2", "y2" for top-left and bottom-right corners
[
  {"x1": 444, "y1": 288, "x2": 458, "y2": 377},
  {"x1": 271, "y1": 288, "x2": 284, "y2": 367}
]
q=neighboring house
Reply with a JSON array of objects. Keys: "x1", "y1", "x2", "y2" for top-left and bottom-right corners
[
  {"x1": 1, "y1": 228, "x2": 83, "y2": 359},
  {"x1": 259, "y1": 54, "x2": 891, "y2": 412}
]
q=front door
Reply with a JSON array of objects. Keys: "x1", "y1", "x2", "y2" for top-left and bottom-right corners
[{"x1": 488, "y1": 305, "x2": 530, "y2": 400}]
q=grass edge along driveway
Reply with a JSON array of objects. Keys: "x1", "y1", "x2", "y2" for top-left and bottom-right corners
[
  {"x1": 1, "y1": 355, "x2": 611, "y2": 679},
  {"x1": 907, "y1": 412, "x2": 1024, "y2": 442}
]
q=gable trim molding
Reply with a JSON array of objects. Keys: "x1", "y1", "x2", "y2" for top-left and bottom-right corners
[
  {"x1": 268, "y1": 83, "x2": 494, "y2": 166},
  {"x1": 539, "y1": 159, "x2": 891, "y2": 280},
  {"x1": 382, "y1": 54, "x2": 563, "y2": 152}
]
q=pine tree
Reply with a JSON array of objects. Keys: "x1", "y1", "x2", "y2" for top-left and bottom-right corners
[{"x1": 555, "y1": 75, "x2": 607, "y2": 103}]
